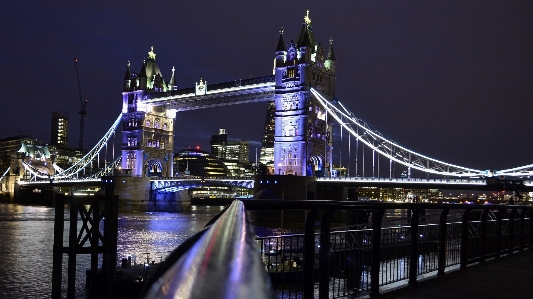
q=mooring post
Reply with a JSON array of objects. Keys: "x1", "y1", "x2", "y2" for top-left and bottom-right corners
[{"x1": 52, "y1": 194, "x2": 64, "y2": 299}]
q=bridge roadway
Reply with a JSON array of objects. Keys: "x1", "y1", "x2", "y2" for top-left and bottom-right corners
[
  {"x1": 19, "y1": 176, "x2": 533, "y2": 192},
  {"x1": 378, "y1": 249, "x2": 533, "y2": 299}
]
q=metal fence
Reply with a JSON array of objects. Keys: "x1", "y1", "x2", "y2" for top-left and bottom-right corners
[
  {"x1": 244, "y1": 201, "x2": 533, "y2": 299},
  {"x1": 141, "y1": 200, "x2": 532, "y2": 299}
]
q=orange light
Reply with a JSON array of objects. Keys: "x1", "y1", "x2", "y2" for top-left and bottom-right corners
[{"x1": 196, "y1": 146, "x2": 200, "y2": 150}]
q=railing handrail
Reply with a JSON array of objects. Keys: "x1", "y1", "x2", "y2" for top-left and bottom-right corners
[{"x1": 140, "y1": 200, "x2": 272, "y2": 299}]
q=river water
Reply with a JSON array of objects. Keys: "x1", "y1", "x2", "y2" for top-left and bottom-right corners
[{"x1": 0, "y1": 203, "x2": 226, "y2": 299}]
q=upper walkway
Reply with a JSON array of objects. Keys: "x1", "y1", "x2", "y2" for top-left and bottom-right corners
[{"x1": 378, "y1": 249, "x2": 533, "y2": 299}]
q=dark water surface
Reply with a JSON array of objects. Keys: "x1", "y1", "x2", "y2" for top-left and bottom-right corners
[{"x1": 0, "y1": 203, "x2": 225, "y2": 299}]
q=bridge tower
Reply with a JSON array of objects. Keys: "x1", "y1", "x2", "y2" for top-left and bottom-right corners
[
  {"x1": 273, "y1": 11, "x2": 336, "y2": 177},
  {"x1": 121, "y1": 47, "x2": 176, "y2": 178}
]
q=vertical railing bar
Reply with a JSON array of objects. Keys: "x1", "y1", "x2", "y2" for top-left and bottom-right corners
[
  {"x1": 519, "y1": 209, "x2": 526, "y2": 251},
  {"x1": 460, "y1": 208, "x2": 471, "y2": 269},
  {"x1": 303, "y1": 209, "x2": 319, "y2": 299},
  {"x1": 508, "y1": 208, "x2": 516, "y2": 254},
  {"x1": 370, "y1": 209, "x2": 385, "y2": 296},
  {"x1": 409, "y1": 209, "x2": 420, "y2": 285},
  {"x1": 480, "y1": 209, "x2": 489, "y2": 262},
  {"x1": 319, "y1": 209, "x2": 333, "y2": 299},
  {"x1": 496, "y1": 208, "x2": 504, "y2": 258},
  {"x1": 438, "y1": 209, "x2": 449, "y2": 276}
]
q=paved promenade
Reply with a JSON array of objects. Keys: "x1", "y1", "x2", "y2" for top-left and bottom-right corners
[{"x1": 379, "y1": 249, "x2": 533, "y2": 299}]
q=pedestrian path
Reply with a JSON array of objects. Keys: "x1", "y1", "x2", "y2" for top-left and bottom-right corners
[{"x1": 378, "y1": 249, "x2": 533, "y2": 299}]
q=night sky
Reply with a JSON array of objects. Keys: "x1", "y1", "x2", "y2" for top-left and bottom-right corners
[{"x1": 1, "y1": 1, "x2": 531, "y2": 173}]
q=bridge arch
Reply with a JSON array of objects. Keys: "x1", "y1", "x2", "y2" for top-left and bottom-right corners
[{"x1": 145, "y1": 159, "x2": 163, "y2": 177}]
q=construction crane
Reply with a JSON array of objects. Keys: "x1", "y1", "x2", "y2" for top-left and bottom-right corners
[{"x1": 74, "y1": 58, "x2": 88, "y2": 150}]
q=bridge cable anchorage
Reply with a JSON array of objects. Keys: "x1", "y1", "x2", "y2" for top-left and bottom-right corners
[
  {"x1": 311, "y1": 88, "x2": 486, "y2": 178},
  {"x1": 48, "y1": 113, "x2": 123, "y2": 180}
]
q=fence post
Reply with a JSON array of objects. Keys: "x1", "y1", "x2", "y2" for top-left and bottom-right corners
[
  {"x1": 409, "y1": 209, "x2": 420, "y2": 285},
  {"x1": 370, "y1": 209, "x2": 385, "y2": 296},
  {"x1": 519, "y1": 209, "x2": 526, "y2": 251},
  {"x1": 495, "y1": 208, "x2": 504, "y2": 258},
  {"x1": 437, "y1": 208, "x2": 449, "y2": 276},
  {"x1": 304, "y1": 209, "x2": 319, "y2": 299},
  {"x1": 460, "y1": 208, "x2": 471, "y2": 269},
  {"x1": 508, "y1": 208, "x2": 517, "y2": 254},
  {"x1": 319, "y1": 209, "x2": 333, "y2": 299},
  {"x1": 529, "y1": 209, "x2": 533, "y2": 249},
  {"x1": 479, "y1": 209, "x2": 489, "y2": 262}
]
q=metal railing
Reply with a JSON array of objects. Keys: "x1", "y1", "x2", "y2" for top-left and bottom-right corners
[
  {"x1": 243, "y1": 200, "x2": 532, "y2": 298},
  {"x1": 140, "y1": 200, "x2": 532, "y2": 299},
  {"x1": 139, "y1": 200, "x2": 271, "y2": 299}
]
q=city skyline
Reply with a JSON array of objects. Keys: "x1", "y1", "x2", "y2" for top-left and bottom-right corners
[{"x1": 1, "y1": 1, "x2": 532, "y2": 172}]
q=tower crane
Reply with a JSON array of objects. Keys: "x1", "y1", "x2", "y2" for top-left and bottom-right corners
[{"x1": 74, "y1": 58, "x2": 88, "y2": 150}]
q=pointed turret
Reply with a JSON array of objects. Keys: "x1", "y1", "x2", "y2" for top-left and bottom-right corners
[
  {"x1": 276, "y1": 27, "x2": 285, "y2": 52},
  {"x1": 123, "y1": 61, "x2": 132, "y2": 91},
  {"x1": 169, "y1": 66, "x2": 177, "y2": 91},
  {"x1": 139, "y1": 58, "x2": 147, "y2": 90},
  {"x1": 296, "y1": 10, "x2": 316, "y2": 49},
  {"x1": 326, "y1": 37, "x2": 336, "y2": 61}
]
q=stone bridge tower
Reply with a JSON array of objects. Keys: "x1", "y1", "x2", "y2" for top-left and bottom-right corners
[
  {"x1": 121, "y1": 47, "x2": 176, "y2": 177},
  {"x1": 273, "y1": 11, "x2": 337, "y2": 177}
]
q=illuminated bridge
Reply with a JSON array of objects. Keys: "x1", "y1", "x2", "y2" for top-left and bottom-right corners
[{"x1": 3, "y1": 11, "x2": 532, "y2": 205}]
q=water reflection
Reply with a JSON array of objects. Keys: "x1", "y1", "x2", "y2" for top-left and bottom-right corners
[{"x1": 0, "y1": 203, "x2": 225, "y2": 299}]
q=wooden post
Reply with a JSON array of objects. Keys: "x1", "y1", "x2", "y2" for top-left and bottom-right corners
[
  {"x1": 67, "y1": 197, "x2": 78, "y2": 299},
  {"x1": 52, "y1": 195, "x2": 65, "y2": 299},
  {"x1": 90, "y1": 199, "x2": 100, "y2": 294}
]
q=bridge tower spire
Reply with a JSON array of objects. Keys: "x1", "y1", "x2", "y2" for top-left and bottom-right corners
[
  {"x1": 272, "y1": 10, "x2": 335, "y2": 177},
  {"x1": 121, "y1": 47, "x2": 175, "y2": 178}
]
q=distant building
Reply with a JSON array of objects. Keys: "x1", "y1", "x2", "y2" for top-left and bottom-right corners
[
  {"x1": 259, "y1": 101, "x2": 275, "y2": 167},
  {"x1": 210, "y1": 129, "x2": 227, "y2": 160},
  {"x1": 173, "y1": 149, "x2": 230, "y2": 178},
  {"x1": 209, "y1": 129, "x2": 251, "y2": 177},
  {"x1": 0, "y1": 135, "x2": 42, "y2": 175},
  {"x1": 50, "y1": 111, "x2": 69, "y2": 146}
]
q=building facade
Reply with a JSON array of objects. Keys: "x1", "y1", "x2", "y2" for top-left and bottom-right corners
[
  {"x1": 50, "y1": 111, "x2": 69, "y2": 146},
  {"x1": 271, "y1": 11, "x2": 336, "y2": 177},
  {"x1": 121, "y1": 47, "x2": 176, "y2": 177}
]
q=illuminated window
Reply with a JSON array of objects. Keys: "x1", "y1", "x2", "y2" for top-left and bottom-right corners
[{"x1": 287, "y1": 68, "x2": 295, "y2": 78}]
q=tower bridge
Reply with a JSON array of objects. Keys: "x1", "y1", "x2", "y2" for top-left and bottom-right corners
[{"x1": 3, "y1": 11, "x2": 532, "y2": 207}]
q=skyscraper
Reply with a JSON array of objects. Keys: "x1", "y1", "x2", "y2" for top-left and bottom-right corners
[
  {"x1": 50, "y1": 112, "x2": 69, "y2": 146},
  {"x1": 259, "y1": 101, "x2": 275, "y2": 167},
  {"x1": 210, "y1": 129, "x2": 250, "y2": 176}
]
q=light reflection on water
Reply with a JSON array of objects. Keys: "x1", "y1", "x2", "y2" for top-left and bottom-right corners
[{"x1": 0, "y1": 203, "x2": 226, "y2": 299}]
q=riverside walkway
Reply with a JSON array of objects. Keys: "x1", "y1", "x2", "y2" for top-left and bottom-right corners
[{"x1": 379, "y1": 249, "x2": 533, "y2": 299}]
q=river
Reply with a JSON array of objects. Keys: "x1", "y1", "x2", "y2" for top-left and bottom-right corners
[{"x1": 0, "y1": 202, "x2": 226, "y2": 299}]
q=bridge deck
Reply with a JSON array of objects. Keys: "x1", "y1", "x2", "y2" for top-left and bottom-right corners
[{"x1": 379, "y1": 249, "x2": 533, "y2": 299}]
